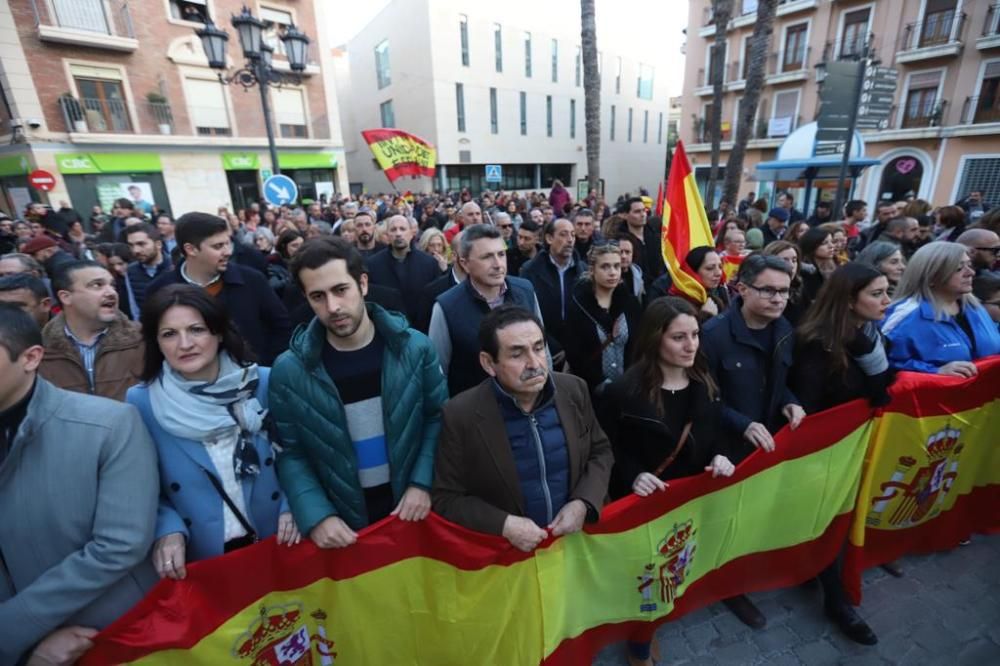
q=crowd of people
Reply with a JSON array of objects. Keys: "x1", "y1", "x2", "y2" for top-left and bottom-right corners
[{"x1": 0, "y1": 182, "x2": 998, "y2": 666}]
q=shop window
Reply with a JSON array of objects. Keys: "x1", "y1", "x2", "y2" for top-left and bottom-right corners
[
  {"x1": 184, "y1": 77, "x2": 231, "y2": 136},
  {"x1": 273, "y1": 87, "x2": 307, "y2": 138},
  {"x1": 75, "y1": 76, "x2": 132, "y2": 133}
]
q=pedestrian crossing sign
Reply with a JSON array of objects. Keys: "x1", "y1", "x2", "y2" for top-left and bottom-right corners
[{"x1": 485, "y1": 164, "x2": 502, "y2": 183}]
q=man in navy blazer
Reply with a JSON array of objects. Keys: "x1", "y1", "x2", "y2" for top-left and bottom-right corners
[{"x1": 365, "y1": 215, "x2": 443, "y2": 327}]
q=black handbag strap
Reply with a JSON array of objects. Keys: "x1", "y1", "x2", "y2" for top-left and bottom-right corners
[{"x1": 202, "y1": 468, "x2": 258, "y2": 542}]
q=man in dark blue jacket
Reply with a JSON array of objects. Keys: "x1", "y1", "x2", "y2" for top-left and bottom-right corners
[
  {"x1": 124, "y1": 223, "x2": 172, "y2": 317},
  {"x1": 519, "y1": 218, "x2": 581, "y2": 357},
  {"x1": 700, "y1": 254, "x2": 805, "y2": 630},
  {"x1": 366, "y1": 215, "x2": 443, "y2": 326},
  {"x1": 147, "y1": 212, "x2": 291, "y2": 365}
]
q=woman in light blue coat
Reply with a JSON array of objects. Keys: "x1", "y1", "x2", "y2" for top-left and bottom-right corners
[
  {"x1": 127, "y1": 284, "x2": 299, "y2": 580},
  {"x1": 882, "y1": 241, "x2": 1000, "y2": 377}
]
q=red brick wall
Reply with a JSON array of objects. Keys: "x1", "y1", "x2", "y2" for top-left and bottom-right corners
[{"x1": 10, "y1": 0, "x2": 329, "y2": 139}]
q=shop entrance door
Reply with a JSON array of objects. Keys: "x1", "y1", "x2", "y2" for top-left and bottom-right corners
[{"x1": 227, "y1": 170, "x2": 260, "y2": 212}]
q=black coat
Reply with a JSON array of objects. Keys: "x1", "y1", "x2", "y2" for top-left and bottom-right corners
[
  {"x1": 564, "y1": 280, "x2": 641, "y2": 392},
  {"x1": 147, "y1": 263, "x2": 291, "y2": 365},
  {"x1": 365, "y1": 248, "x2": 443, "y2": 327},
  {"x1": 790, "y1": 335, "x2": 894, "y2": 414},
  {"x1": 519, "y1": 250, "x2": 583, "y2": 354},
  {"x1": 415, "y1": 270, "x2": 459, "y2": 333},
  {"x1": 600, "y1": 367, "x2": 728, "y2": 499}
]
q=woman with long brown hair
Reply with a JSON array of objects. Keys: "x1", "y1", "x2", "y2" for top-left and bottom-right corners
[
  {"x1": 600, "y1": 296, "x2": 734, "y2": 666},
  {"x1": 761, "y1": 240, "x2": 806, "y2": 324}
]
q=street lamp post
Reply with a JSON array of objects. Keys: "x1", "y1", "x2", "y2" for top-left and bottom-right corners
[{"x1": 195, "y1": 6, "x2": 310, "y2": 176}]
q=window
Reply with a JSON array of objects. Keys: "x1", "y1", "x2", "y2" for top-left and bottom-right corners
[
  {"x1": 490, "y1": 87, "x2": 498, "y2": 134},
  {"x1": 380, "y1": 100, "x2": 395, "y2": 128},
  {"x1": 742, "y1": 0, "x2": 758, "y2": 13},
  {"x1": 75, "y1": 75, "x2": 132, "y2": 133},
  {"x1": 637, "y1": 63, "x2": 654, "y2": 100},
  {"x1": 902, "y1": 71, "x2": 941, "y2": 128},
  {"x1": 972, "y1": 61, "x2": 1000, "y2": 124},
  {"x1": 956, "y1": 157, "x2": 1000, "y2": 205},
  {"x1": 643, "y1": 110, "x2": 649, "y2": 143},
  {"x1": 707, "y1": 42, "x2": 726, "y2": 85},
  {"x1": 610, "y1": 104, "x2": 616, "y2": 140},
  {"x1": 494, "y1": 23, "x2": 503, "y2": 72},
  {"x1": 920, "y1": 0, "x2": 958, "y2": 47},
  {"x1": 261, "y1": 7, "x2": 293, "y2": 57},
  {"x1": 54, "y1": 0, "x2": 110, "y2": 32},
  {"x1": 169, "y1": 0, "x2": 209, "y2": 24},
  {"x1": 183, "y1": 77, "x2": 230, "y2": 136},
  {"x1": 627, "y1": 107, "x2": 633, "y2": 142},
  {"x1": 459, "y1": 15, "x2": 469, "y2": 66},
  {"x1": 456, "y1": 83, "x2": 466, "y2": 132},
  {"x1": 520, "y1": 91, "x2": 527, "y2": 135},
  {"x1": 840, "y1": 8, "x2": 871, "y2": 58},
  {"x1": 575, "y1": 46, "x2": 582, "y2": 86},
  {"x1": 551, "y1": 39, "x2": 558, "y2": 82},
  {"x1": 375, "y1": 40, "x2": 391, "y2": 89},
  {"x1": 783, "y1": 23, "x2": 808, "y2": 71},
  {"x1": 273, "y1": 87, "x2": 307, "y2": 138},
  {"x1": 570, "y1": 99, "x2": 576, "y2": 139},
  {"x1": 524, "y1": 32, "x2": 532, "y2": 77},
  {"x1": 546, "y1": 95, "x2": 553, "y2": 137},
  {"x1": 770, "y1": 89, "x2": 799, "y2": 136},
  {"x1": 741, "y1": 37, "x2": 753, "y2": 80},
  {"x1": 702, "y1": 103, "x2": 714, "y2": 142},
  {"x1": 658, "y1": 112, "x2": 663, "y2": 144},
  {"x1": 615, "y1": 56, "x2": 623, "y2": 94}
]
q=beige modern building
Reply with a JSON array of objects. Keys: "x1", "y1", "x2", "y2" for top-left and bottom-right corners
[
  {"x1": 0, "y1": 0, "x2": 349, "y2": 219},
  {"x1": 681, "y1": 0, "x2": 1000, "y2": 209},
  {"x1": 334, "y1": 0, "x2": 677, "y2": 198}
]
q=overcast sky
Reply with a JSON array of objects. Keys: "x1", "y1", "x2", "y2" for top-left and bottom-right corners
[{"x1": 327, "y1": 0, "x2": 688, "y2": 96}]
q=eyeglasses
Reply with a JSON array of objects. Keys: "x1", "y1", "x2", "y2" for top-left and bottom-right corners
[
  {"x1": 497, "y1": 223, "x2": 513, "y2": 229},
  {"x1": 746, "y1": 285, "x2": 791, "y2": 299},
  {"x1": 973, "y1": 246, "x2": 1000, "y2": 256}
]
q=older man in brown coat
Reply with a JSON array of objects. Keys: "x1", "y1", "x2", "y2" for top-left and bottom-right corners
[{"x1": 433, "y1": 305, "x2": 613, "y2": 552}]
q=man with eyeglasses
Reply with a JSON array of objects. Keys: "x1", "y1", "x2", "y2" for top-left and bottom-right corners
[
  {"x1": 700, "y1": 254, "x2": 805, "y2": 631},
  {"x1": 493, "y1": 212, "x2": 515, "y2": 246},
  {"x1": 956, "y1": 229, "x2": 1000, "y2": 275}
]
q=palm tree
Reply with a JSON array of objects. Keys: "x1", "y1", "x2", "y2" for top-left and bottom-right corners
[
  {"x1": 705, "y1": 0, "x2": 733, "y2": 209},
  {"x1": 723, "y1": 0, "x2": 778, "y2": 206},
  {"x1": 581, "y1": 0, "x2": 601, "y2": 194}
]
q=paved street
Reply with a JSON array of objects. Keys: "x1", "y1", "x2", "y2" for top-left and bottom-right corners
[{"x1": 593, "y1": 534, "x2": 1000, "y2": 665}]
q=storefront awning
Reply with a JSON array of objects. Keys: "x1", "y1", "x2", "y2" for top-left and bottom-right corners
[
  {"x1": 278, "y1": 151, "x2": 338, "y2": 170},
  {"x1": 0, "y1": 153, "x2": 31, "y2": 177},
  {"x1": 752, "y1": 157, "x2": 880, "y2": 182},
  {"x1": 56, "y1": 152, "x2": 162, "y2": 174},
  {"x1": 222, "y1": 152, "x2": 260, "y2": 170}
]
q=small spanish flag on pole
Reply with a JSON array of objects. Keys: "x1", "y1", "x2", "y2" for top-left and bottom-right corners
[
  {"x1": 361, "y1": 129, "x2": 437, "y2": 183},
  {"x1": 661, "y1": 140, "x2": 715, "y2": 304}
]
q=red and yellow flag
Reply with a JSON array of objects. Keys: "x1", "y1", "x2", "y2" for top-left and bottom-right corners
[
  {"x1": 661, "y1": 141, "x2": 715, "y2": 304},
  {"x1": 361, "y1": 128, "x2": 437, "y2": 182}
]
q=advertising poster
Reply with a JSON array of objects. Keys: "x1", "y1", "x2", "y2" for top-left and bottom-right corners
[{"x1": 121, "y1": 182, "x2": 155, "y2": 215}]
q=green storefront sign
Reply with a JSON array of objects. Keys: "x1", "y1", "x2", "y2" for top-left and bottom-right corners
[
  {"x1": 56, "y1": 153, "x2": 162, "y2": 174},
  {"x1": 278, "y1": 152, "x2": 338, "y2": 169},
  {"x1": 222, "y1": 152, "x2": 261, "y2": 170},
  {"x1": 0, "y1": 153, "x2": 31, "y2": 177}
]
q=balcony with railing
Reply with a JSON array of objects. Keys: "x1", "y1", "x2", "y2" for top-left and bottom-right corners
[
  {"x1": 898, "y1": 101, "x2": 948, "y2": 129},
  {"x1": 820, "y1": 34, "x2": 875, "y2": 63},
  {"x1": 766, "y1": 46, "x2": 812, "y2": 83},
  {"x1": 59, "y1": 96, "x2": 177, "y2": 135},
  {"x1": 30, "y1": 0, "x2": 137, "y2": 51},
  {"x1": 979, "y1": 5, "x2": 1000, "y2": 50},
  {"x1": 896, "y1": 12, "x2": 966, "y2": 62},
  {"x1": 961, "y1": 95, "x2": 1000, "y2": 125}
]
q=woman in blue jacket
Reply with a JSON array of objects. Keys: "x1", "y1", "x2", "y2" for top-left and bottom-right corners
[
  {"x1": 127, "y1": 285, "x2": 299, "y2": 581},
  {"x1": 882, "y1": 241, "x2": 1000, "y2": 377}
]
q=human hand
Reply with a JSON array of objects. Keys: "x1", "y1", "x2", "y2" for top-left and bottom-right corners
[
  {"x1": 432, "y1": 252, "x2": 448, "y2": 272},
  {"x1": 705, "y1": 455, "x2": 736, "y2": 478},
  {"x1": 782, "y1": 403, "x2": 806, "y2": 430},
  {"x1": 743, "y1": 422, "x2": 775, "y2": 452},
  {"x1": 309, "y1": 515, "x2": 358, "y2": 549},
  {"x1": 701, "y1": 299, "x2": 719, "y2": 317},
  {"x1": 390, "y1": 487, "x2": 432, "y2": 521},
  {"x1": 548, "y1": 499, "x2": 588, "y2": 537},
  {"x1": 502, "y1": 515, "x2": 548, "y2": 552},
  {"x1": 27, "y1": 626, "x2": 98, "y2": 666},
  {"x1": 276, "y1": 512, "x2": 301, "y2": 546},
  {"x1": 938, "y1": 361, "x2": 977, "y2": 378},
  {"x1": 632, "y1": 472, "x2": 668, "y2": 497},
  {"x1": 153, "y1": 532, "x2": 187, "y2": 580}
]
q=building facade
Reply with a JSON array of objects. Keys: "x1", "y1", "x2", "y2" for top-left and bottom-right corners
[
  {"x1": 335, "y1": 0, "x2": 675, "y2": 198},
  {"x1": 682, "y1": 0, "x2": 1000, "y2": 209},
  {"x1": 0, "y1": 0, "x2": 349, "y2": 220}
]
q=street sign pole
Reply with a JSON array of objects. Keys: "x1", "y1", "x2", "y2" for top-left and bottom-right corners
[{"x1": 833, "y1": 59, "x2": 867, "y2": 219}]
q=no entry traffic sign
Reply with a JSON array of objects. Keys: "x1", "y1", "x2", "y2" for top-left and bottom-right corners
[{"x1": 28, "y1": 169, "x2": 57, "y2": 192}]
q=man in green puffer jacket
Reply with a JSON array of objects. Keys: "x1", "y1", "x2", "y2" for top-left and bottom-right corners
[{"x1": 270, "y1": 237, "x2": 448, "y2": 548}]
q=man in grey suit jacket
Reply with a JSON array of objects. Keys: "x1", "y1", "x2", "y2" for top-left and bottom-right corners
[{"x1": 0, "y1": 303, "x2": 159, "y2": 666}]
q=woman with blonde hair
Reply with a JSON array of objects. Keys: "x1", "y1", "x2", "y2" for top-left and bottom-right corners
[
  {"x1": 882, "y1": 241, "x2": 1000, "y2": 376},
  {"x1": 418, "y1": 227, "x2": 450, "y2": 272}
]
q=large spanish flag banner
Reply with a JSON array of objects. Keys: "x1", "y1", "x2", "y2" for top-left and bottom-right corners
[
  {"x1": 661, "y1": 141, "x2": 715, "y2": 304},
  {"x1": 842, "y1": 358, "x2": 1000, "y2": 604},
  {"x1": 361, "y1": 129, "x2": 437, "y2": 182},
  {"x1": 82, "y1": 363, "x2": 999, "y2": 666}
]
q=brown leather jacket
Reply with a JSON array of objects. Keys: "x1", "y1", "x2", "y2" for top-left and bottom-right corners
[{"x1": 38, "y1": 313, "x2": 144, "y2": 401}]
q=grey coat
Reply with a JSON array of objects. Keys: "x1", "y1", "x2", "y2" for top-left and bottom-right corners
[{"x1": 0, "y1": 378, "x2": 159, "y2": 663}]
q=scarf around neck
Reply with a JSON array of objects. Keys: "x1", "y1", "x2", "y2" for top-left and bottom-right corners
[{"x1": 149, "y1": 352, "x2": 264, "y2": 479}]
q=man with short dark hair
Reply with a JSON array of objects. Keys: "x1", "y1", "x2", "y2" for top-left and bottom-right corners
[
  {"x1": 366, "y1": 214, "x2": 442, "y2": 326},
  {"x1": 806, "y1": 200, "x2": 833, "y2": 227},
  {"x1": 618, "y1": 196, "x2": 663, "y2": 285},
  {"x1": 0, "y1": 273, "x2": 52, "y2": 327},
  {"x1": 156, "y1": 213, "x2": 177, "y2": 256},
  {"x1": 876, "y1": 216, "x2": 920, "y2": 257},
  {"x1": 507, "y1": 219, "x2": 541, "y2": 276},
  {"x1": 124, "y1": 223, "x2": 172, "y2": 317},
  {"x1": 270, "y1": 237, "x2": 448, "y2": 548},
  {"x1": 520, "y1": 218, "x2": 581, "y2": 356},
  {"x1": 572, "y1": 208, "x2": 599, "y2": 259},
  {"x1": 0, "y1": 304, "x2": 158, "y2": 666},
  {"x1": 97, "y1": 198, "x2": 135, "y2": 243},
  {"x1": 39, "y1": 260, "x2": 143, "y2": 401},
  {"x1": 762, "y1": 208, "x2": 789, "y2": 245},
  {"x1": 147, "y1": 212, "x2": 291, "y2": 364},
  {"x1": 352, "y1": 209, "x2": 386, "y2": 259},
  {"x1": 430, "y1": 224, "x2": 543, "y2": 396},
  {"x1": 701, "y1": 254, "x2": 805, "y2": 630},
  {"x1": 777, "y1": 191, "x2": 804, "y2": 223},
  {"x1": 432, "y1": 305, "x2": 613, "y2": 551}
]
